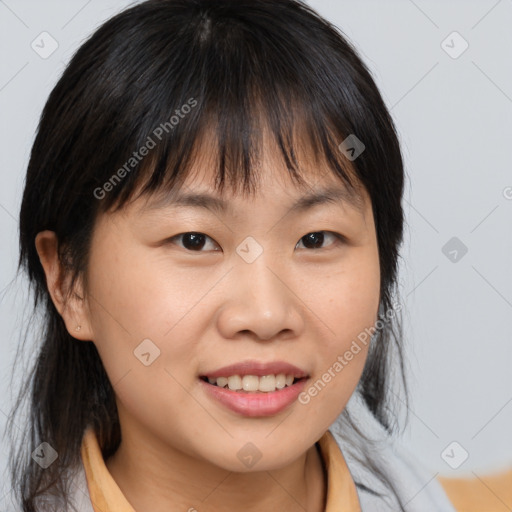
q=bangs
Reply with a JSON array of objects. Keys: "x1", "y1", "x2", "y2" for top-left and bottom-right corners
[
  {"x1": 83, "y1": 0, "x2": 364, "y2": 214},
  {"x1": 108, "y1": 94, "x2": 361, "y2": 212}
]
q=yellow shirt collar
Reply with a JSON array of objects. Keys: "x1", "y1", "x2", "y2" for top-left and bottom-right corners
[{"x1": 80, "y1": 427, "x2": 361, "y2": 511}]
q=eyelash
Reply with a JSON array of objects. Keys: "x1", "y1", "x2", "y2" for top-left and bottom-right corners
[{"x1": 166, "y1": 231, "x2": 345, "y2": 252}]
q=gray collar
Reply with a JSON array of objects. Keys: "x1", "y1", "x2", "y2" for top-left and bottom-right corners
[{"x1": 329, "y1": 393, "x2": 456, "y2": 511}]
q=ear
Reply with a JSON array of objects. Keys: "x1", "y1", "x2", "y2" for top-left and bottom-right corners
[{"x1": 35, "y1": 230, "x2": 94, "y2": 341}]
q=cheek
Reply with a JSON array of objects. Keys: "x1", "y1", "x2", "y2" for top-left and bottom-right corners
[
  {"x1": 86, "y1": 236, "x2": 200, "y2": 339},
  {"x1": 84, "y1": 243, "x2": 207, "y2": 435},
  {"x1": 303, "y1": 245, "x2": 380, "y2": 351},
  {"x1": 293, "y1": 247, "x2": 380, "y2": 433},
  {"x1": 85, "y1": 238, "x2": 231, "y2": 421},
  {"x1": 328, "y1": 249, "x2": 380, "y2": 374}
]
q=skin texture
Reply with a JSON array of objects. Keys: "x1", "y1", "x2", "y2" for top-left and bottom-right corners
[{"x1": 35, "y1": 144, "x2": 380, "y2": 512}]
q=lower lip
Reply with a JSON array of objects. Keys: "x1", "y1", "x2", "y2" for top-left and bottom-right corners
[{"x1": 199, "y1": 378, "x2": 308, "y2": 417}]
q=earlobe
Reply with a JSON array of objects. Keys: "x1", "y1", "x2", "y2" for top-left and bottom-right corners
[{"x1": 34, "y1": 230, "x2": 93, "y2": 341}]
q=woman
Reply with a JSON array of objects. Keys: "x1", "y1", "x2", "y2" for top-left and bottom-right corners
[{"x1": 7, "y1": 0, "x2": 510, "y2": 510}]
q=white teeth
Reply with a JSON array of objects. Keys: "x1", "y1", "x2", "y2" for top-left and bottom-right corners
[
  {"x1": 206, "y1": 373, "x2": 300, "y2": 392},
  {"x1": 216, "y1": 377, "x2": 228, "y2": 388},
  {"x1": 258, "y1": 375, "x2": 275, "y2": 392},
  {"x1": 227, "y1": 375, "x2": 242, "y2": 390},
  {"x1": 242, "y1": 375, "x2": 259, "y2": 392},
  {"x1": 275, "y1": 373, "x2": 286, "y2": 389}
]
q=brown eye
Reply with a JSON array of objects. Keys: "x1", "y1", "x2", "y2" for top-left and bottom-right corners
[
  {"x1": 169, "y1": 232, "x2": 220, "y2": 252},
  {"x1": 296, "y1": 231, "x2": 342, "y2": 250}
]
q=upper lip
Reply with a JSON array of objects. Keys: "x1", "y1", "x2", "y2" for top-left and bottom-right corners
[{"x1": 201, "y1": 360, "x2": 309, "y2": 379}]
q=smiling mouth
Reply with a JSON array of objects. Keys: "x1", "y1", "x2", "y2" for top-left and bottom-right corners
[{"x1": 199, "y1": 375, "x2": 307, "y2": 393}]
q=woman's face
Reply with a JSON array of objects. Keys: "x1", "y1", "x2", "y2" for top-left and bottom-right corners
[{"x1": 81, "y1": 146, "x2": 380, "y2": 472}]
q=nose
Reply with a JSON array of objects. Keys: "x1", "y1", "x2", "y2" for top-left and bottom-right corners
[{"x1": 216, "y1": 256, "x2": 305, "y2": 342}]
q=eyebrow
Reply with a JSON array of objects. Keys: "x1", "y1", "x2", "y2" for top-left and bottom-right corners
[{"x1": 141, "y1": 184, "x2": 365, "y2": 216}]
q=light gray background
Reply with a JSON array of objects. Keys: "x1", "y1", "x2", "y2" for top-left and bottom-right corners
[{"x1": 1, "y1": 0, "x2": 511, "y2": 506}]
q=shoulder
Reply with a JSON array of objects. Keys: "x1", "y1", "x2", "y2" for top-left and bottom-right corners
[
  {"x1": 439, "y1": 469, "x2": 512, "y2": 512},
  {"x1": 6, "y1": 424, "x2": 95, "y2": 512},
  {"x1": 64, "y1": 461, "x2": 96, "y2": 512},
  {"x1": 10, "y1": 463, "x2": 95, "y2": 512},
  {"x1": 328, "y1": 399, "x2": 512, "y2": 512},
  {"x1": 328, "y1": 396, "x2": 457, "y2": 511},
  {"x1": 330, "y1": 427, "x2": 457, "y2": 511}
]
